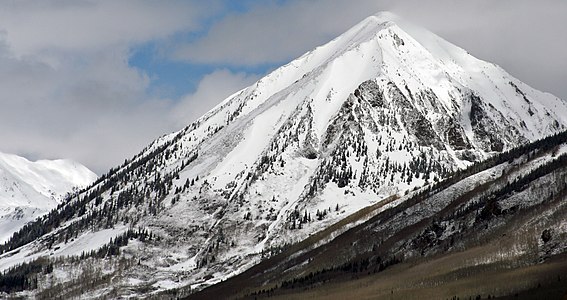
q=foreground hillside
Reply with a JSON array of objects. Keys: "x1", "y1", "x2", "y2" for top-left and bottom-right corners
[{"x1": 190, "y1": 131, "x2": 567, "y2": 300}]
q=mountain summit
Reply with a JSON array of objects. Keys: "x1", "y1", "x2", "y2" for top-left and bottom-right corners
[{"x1": 0, "y1": 13, "x2": 565, "y2": 298}]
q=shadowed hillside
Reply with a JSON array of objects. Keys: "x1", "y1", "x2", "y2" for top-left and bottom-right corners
[{"x1": 189, "y1": 131, "x2": 567, "y2": 300}]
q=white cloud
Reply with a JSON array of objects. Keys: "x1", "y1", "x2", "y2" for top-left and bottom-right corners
[
  {"x1": 173, "y1": 69, "x2": 260, "y2": 127},
  {"x1": 0, "y1": 39, "x2": 257, "y2": 174},
  {"x1": 0, "y1": 0, "x2": 215, "y2": 56},
  {"x1": 173, "y1": 0, "x2": 384, "y2": 65},
  {"x1": 0, "y1": 0, "x2": 222, "y2": 173},
  {"x1": 0, "y1": 45, "x2": 173, "y2": 174}
]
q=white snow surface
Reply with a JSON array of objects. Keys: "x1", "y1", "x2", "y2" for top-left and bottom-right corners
[{"x1": 0, "y1": 152, "x2": 97, "y2": 242}]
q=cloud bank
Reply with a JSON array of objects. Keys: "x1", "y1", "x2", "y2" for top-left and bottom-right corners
[{"x1": 0, "y1": 0, "x2": 221, "y2": 173}]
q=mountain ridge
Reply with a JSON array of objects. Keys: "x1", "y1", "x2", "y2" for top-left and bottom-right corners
[
  {"x1": 0, "y1": 151, "x2": 97, "y2": 243},
  {"x1": 0, "y1": 12, "x2": 565, "y2": 298}
]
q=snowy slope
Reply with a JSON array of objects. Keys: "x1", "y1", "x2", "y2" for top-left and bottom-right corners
[
  {"x1": 0, "y1": 12, "x2": 566, "y2": 299},
  {"x1": 191, "y1": 129, "x2": 567, "y2": 300},
  {"x1": 0, "y1": 152, "x2": 97, "y2": 242}
]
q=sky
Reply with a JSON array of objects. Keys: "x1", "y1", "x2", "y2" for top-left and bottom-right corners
[{"x1": 0, "y1": 0, "x2": 566, "y2": 174}]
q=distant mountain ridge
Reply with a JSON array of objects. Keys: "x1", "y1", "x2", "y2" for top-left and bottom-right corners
[
  {"x1": 0, "y1": 12, "x2": 565, "y2": 299},
  {"x1": 0, "y1": 152, "x2": 97, "y2": 242}
]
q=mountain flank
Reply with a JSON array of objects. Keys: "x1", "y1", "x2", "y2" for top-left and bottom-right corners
[{"x1": 0, "y1": 12, "x2": 566, "y2": 299}]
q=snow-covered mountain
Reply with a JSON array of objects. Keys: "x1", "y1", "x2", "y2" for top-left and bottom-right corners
[
  {"x1": 192, "y1": 128, "x2": 567, "y2": 300},
  {"x1": 0, "y1": 152, "x2": 96, "y2": 242},
  {"x1": 0, "y1": 12, "x2": 566, "y2": 298}
]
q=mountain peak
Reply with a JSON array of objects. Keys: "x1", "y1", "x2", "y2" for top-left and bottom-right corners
[
  {"x1": 332, "y1": 11, "x2": 401, "y2": 47},
  {"x1": 0, "y1": 152, "x2": 97, "y2": 242},
  {"x1": 370, "y1": 11, "x2": 400, "y2": 23},
  {"x1": 0, "y1": 14, "x2": 566, "y2": 298},
  {"x1": 0, "y1": 151, "x2": 97, "y2": 200}
]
